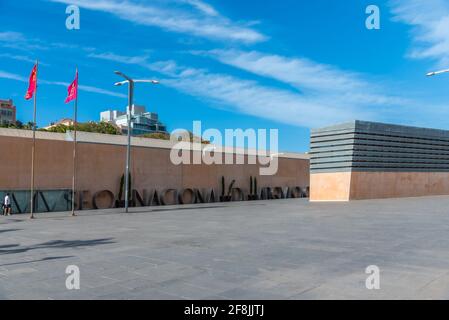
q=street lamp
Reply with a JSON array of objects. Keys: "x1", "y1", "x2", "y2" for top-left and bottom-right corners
[
  {"x1": 114, "y1": 71, "x2": 159, "y2": 213},
  {"x1": 426, "y1": 69, "x2": 449, "y2": 77}
]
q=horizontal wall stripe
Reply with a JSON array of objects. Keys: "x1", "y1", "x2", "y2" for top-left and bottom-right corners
[
  {"x1": 310, "y1": 121, "x2": 449, "y2": 173},
  {"x1": 311, "y1": 133, "x2": 449, "y2": 146}
]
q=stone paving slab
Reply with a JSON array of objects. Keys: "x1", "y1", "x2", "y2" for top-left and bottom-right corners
[{"x1": 1, "y1": 197, "x2": 449, "y2": 299}]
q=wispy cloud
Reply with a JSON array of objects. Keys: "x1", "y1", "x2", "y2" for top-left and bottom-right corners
[
  {"x1": 48, "y1": 0, "x2": 266, "y2": 44},
  {"x1": 0, "y1": 70, "x2": 27, "y2": 82},
  {"x1": 87, "y1": 52, "x2": 150, "y2": 65},
  {"x1": 88, "y1": 51, "x2": 409, "y2": 127},
  {"x1": 87, "y1": 51, "x2": 188, "y2": 77},
  {"x1": 41, "y1": 80, "x2": 127, "y2": 98},
  {"x1": 194, "y1": 49, "x2": 407, "y2": 107},
  {"x1": 157, "y1": 62, "x2": 449, "y2": 130},
  {"x1": 0, "y1": 31, "x2": 47, "y2": 51},
  {"x1": 0, "y1": 32, "x2": 25, "y2": 42},
  {"x1": 0, "y1": 53, "x2": 49, "y2": 66},
  {"x1": 0, "y1": 30, "x2": 96, "y2": 54},
  {"x1": 181, "y1": 0, "x2": 218, "y2": 16},
  {"x1": 75, "y1": 84, "x2": 126, "y2": 98},
  {"x1": 390, "y1": 0, "x2": 449, "y2": 66},
  {"x1": 159, "y1": 66, "x2": 374, "y2": 128},
  {"x1": 0, "y1": 69, "x2": 126, "y2": 98},
  {"x1": 195, "y1": 49, "x2": 368, "y2": 92}
]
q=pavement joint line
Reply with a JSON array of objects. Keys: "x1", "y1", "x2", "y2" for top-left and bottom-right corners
[
  {"x1": 1, "y1": 200, "x2": 273, "y2": 222},
  {"x1": 3, "y1": 196, "x2": 449, "y2": 299}
]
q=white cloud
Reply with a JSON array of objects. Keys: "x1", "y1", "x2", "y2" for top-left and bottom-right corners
[
  {"x1": 87, "y1": 51, "x2": 193, "y2": 77},
  {"x1": 0, "y1": 70, "x2": 126, "y2": 99},
  {"x1": 0, "y1": 32, "x2": 25, "y2": 42},
  {"x1": 193, "y1": 49, "x2": 408, "y2": 107},
  {"x1": 181, "y1": 0, "x2": 218, "y2": 16},
  {"x1": 160, "y1": 68, "x2": 374, "y2": 128},
  {"x1": 390, "y1": 0, "x2": 449, "y2": 65},
  {"x1": 48, "y1": 0, "x2": 266, "y2": 44},
  {"x1": 42, "y1": 80, "x2": 127, "y2": 98},
  {"x1": 0, "y1": 31, "x2": 47, "y2": 51},
  {"x1": 0, "y1": 31, "x2": 82, "y2": 52},
  {"x1": 88, "y1": 52, "x2": 149, "y2": 65},
  {"x1": 196, "y1": 49, "x2": 369, "y2": 93},
  {"x1": 88, "y1": 50, "x2": 412, "y2": 127},
  {"x1": 76, "y1": 84, "x2": 126, "y2": 98},
  {"x1": 0, "y1": 53, "x2": 49, "y2": 66},
  {"x1": 0, "y1": 70, "x2": 27, "y2": 82},
  {"x1": 88, "y1": 51, "x2": 449, "y2": 131}
]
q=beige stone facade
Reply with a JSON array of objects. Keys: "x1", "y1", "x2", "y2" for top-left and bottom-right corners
[
  {"x1": 310, "y1": 171, "x2": 449, "y2": 201},
  {"x1": 0, "y1": 129, "x2": 310, "y2": 210}
]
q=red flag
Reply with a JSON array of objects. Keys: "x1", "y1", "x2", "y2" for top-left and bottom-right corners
[
  {"x1": 25, "y1": 64, "x2": 38, "y2": 100},
  {"x1": 65, "y1": 70, "x2": 78, "y2": 104}
]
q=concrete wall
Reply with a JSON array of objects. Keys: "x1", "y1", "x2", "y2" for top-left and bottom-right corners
[
  {"x1": 349, "y1": 171, "x2": 449, "y2": 200},
  {"x1": 0, "y1": 129, "x2": 310, "y2": 210},
  {"x1": 310, "y1": 171, "x2": 449, "y2": 201},
  {"x1": 310, "y1": 121, "x2": 449, "y2": 201},
  {"x1": 310, "y1": 172, "x2": 352, "y2": 201}
]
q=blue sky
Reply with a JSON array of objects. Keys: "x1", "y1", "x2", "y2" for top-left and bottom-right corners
[{"x1": 2, "y1": 0, "x2": 449, "y2": 152}]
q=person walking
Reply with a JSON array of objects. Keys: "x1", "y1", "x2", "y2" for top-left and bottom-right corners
[{"x1": 3, "y1": 193, "x2": 11, "y2": 216}]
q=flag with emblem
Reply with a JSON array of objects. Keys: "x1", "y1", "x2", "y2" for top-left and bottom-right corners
[
  {"x1": 65, "y1": 70, "x2": 78, "y2": 104},
  {"x1": 25, "y1": 64, "x2": 38, "y2": 100}
]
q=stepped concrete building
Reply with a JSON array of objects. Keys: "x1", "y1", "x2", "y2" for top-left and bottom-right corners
[{"x1": 310, "y1": 121, "x2": 449, "y2": 201}]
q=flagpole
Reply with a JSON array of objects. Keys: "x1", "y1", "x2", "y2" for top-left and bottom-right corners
[
  {"x1": 71, "y1": 68, "x2": 78, "y2": 217},
  {"x1": 30, "y1": 60, "x2": 39, "y2": 220}
]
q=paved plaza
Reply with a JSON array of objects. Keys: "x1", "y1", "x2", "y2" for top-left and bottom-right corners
[{"x1": 1, "y1": 196, "x2": 449, "y2": 299}]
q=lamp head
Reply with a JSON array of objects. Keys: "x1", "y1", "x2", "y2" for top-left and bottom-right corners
[
  {"x1": 134, "y1": 79, "x2": 160, "y2": 84},
  {"x1": 114, "y1": 80, "x2": 128, "y2": 86}
]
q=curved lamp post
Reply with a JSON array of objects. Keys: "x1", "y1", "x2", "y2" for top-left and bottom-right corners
[
  {"x1": 427, "y1": 69, "x2": 449, "y2": 77},
  {"x1": 114, "y1": 71, "x2": 159, "y2": 213}
]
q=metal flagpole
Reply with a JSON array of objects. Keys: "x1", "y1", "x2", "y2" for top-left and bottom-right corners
[
  {"x1": 71, "y1": 69, "x2": 78, "y2": 217},
  {"x1": 125, "y1": 81, "x2": 134, "y2": 213},
  {"x1": 30, "y1": 60, "x2": 38, "y2": 220}
]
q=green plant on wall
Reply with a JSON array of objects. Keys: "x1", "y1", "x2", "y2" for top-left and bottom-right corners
[
  {"x1": 250, "y1": 176, "x2": 253, "y2": 194},
  {"x1": 221, "y1": 176, "x2": 225, "y2": 197},
  {"x1": 220, "y1": 176, "x2": 236, "y2": 202},
  {"x1": 248, "y1": 176, "x2": 259, "y2": 200},
  {"x1": 118, "y1": 172, "x2": 132, "y2": 201},
  {"x1": 228, "y1": 179, "x2": 236, "y2": 197},
  {"x1": 44, "y1": 122, "x2": 121, "y2": 135}
]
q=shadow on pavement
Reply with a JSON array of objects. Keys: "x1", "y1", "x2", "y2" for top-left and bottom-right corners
[
  {"x1": 10, "y1": 201, "x2": 271, "y2": 220},
  {"x1": 0, "y1": 244, "x2": 20, "y2": 249},
  {"x1": 0, "y1": 229, "x2": 22, "y2": 234},
  {"x1": 0, "y1": 238, "x2": 115, "y2": 255}
]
